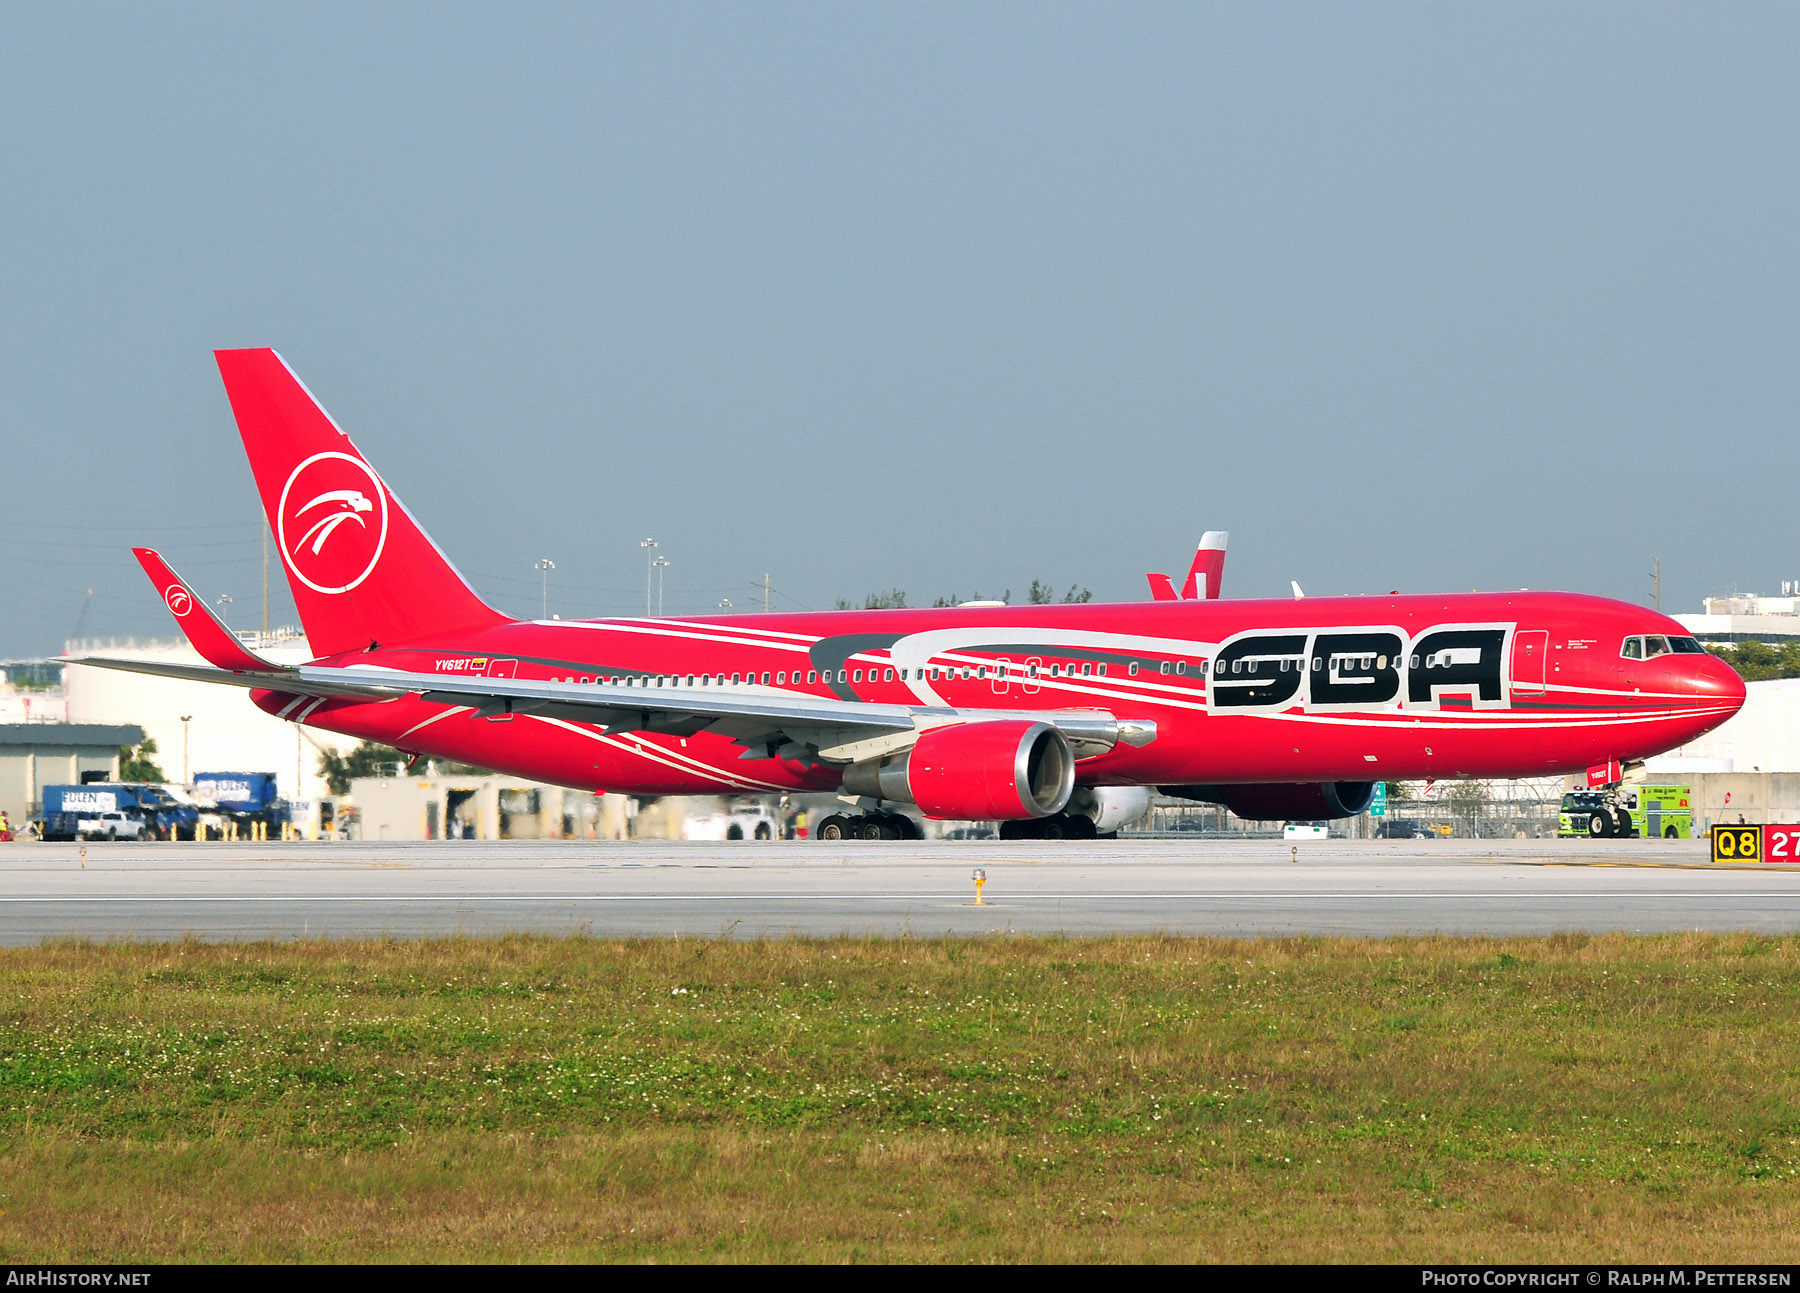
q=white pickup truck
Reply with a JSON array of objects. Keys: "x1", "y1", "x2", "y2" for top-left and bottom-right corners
[{"x1": 76, "y1": 811, "x2": 149, "y2": 841}]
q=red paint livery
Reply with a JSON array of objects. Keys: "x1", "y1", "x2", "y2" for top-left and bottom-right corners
[{"x1": 84, "y1": 351, "x2": 1746, "y2": 833}]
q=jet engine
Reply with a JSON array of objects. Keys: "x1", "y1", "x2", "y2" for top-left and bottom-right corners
[
  {"x1": 1067, "y1": 785, "x2": 1154, "y2": 834},
  {"x1": 842, "y1": 720, "x2": 1075, "y2": 820},
  {"x1": 1161, "y1": 781, "x2": 1377, "y2": 821}
]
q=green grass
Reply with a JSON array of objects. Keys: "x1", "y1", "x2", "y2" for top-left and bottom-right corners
[{"x1": 0, "y1": 933, "x2": 1796, "y2": 1261}]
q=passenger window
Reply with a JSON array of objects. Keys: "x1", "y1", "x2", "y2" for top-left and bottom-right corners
[
  {"x1": 1175, "y1": 661, "x2": 1187, "y2": 676},
  {"x1": 885, "y1": 668, "x2": 894, "y2": 682},
  {"x1": 807, "y1": 671, "x2": 817, "y2": 683},
  {"x1": 731, "y1": 673, "x2": 740, "y2": 685},
  {"x1": 1410, "y1": 655, "x2": 1420, "y2": 669},
  {"x1": 853, "y1": 669, "x2": 862, "y2": 683},
  {"x1": 1159, "y1": 662, "x2": 1170, "y2": 675},
  {"x1": 1097, "y1": 664, "x2": 1107, "y2": 677},
  {"x1": 838, "y1": 670, "x2": 847, "y2": 682},
  {"x1": 1128, "y1": 662, "x2": 1139, "y2": 677},
  {"x1": 1622, "y1": 637, "x2": 1644, "y2": 660}
]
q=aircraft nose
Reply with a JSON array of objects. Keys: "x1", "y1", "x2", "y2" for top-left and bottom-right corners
[{"x1": 1693, "y1": 654, "x2": 1748, "y2": 713}]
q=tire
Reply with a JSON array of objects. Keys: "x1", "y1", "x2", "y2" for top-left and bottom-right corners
[
  {"x1": 850, "y1": 818, "x2": 882, "y2": 841},
  {"x1": 816, "y1": 814, "x2": 849, "y2": 842},
  {"x1": 998, "y1": 820, "x2": 1030, "y2": 841},
  {"x1": 1067, "y1": 815, "x2": 1098, "y2": 840},
  {"x1": 726, "y1": 823, "x2": 744, "y2": 840},
  {"x1": 106, "y1": 829, "x2": 117, "y2": 842},
  {"x1": 754, "y1": 822, "x2": 772, "y2": 840},
  {"x1": 1587, "y1": 813, "x2": 1612, "y2": 839},
  {"x1": 890, "y1": 814, "x2": 921, "y2": 841},
  {"x1": 1664, "y1": 826, "x2": 1678, "y2": 839},
  {"x1": 1038, "y1": 817, "x2": 1068, "y2": 840},
  {"x1": 1614, "y1": 809, "x2": 1636, "y2": 837}
]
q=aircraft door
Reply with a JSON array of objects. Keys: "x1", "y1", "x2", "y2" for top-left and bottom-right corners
[{"x1": 1511, "y1": 631, "x2": 1547, "y2": 699}]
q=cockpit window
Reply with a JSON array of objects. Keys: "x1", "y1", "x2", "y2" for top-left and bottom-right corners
[{"x1": 1624, "y1": 633, "x2": 1707, "y2": 659}]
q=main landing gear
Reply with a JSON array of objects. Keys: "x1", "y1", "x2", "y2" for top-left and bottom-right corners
[
  {"x1": 815, "y1": 811, "x2": 922, "y2": 841},
  {"x1": 999, "y1": 814, "x2": 1099, "y2": 841}
]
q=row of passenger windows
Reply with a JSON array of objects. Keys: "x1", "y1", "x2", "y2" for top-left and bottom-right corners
[
  {"x1": 540, "y1": 655, "x2": 1491, "y2": 687},
  {"x1": 1621, "y1": 634, "x2": 1706, "y2": 660},
  {"x1": 543, "y1": 662, "x2": 1123, "y2": 687}
]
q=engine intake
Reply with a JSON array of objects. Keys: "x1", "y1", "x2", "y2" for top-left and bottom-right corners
[
  {"x1": 843, "y1": 720, "x2": 1075, "y2": 820},
  {"x1": 1161, "y1": 781, "x2": 1377, "y2": 821}
]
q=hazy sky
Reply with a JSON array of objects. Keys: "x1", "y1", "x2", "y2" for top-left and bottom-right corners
[{"x1": 3, "y1": 3, "x2": 1796, "y2": 658}]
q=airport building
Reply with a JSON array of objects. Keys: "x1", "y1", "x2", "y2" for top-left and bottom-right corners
[
  {"x1": 1675, "y1": 590, "x2": 1800, "y2": 644},
  {"x1": 0, "y1": 723, "x2": 143, "y2": 823}
]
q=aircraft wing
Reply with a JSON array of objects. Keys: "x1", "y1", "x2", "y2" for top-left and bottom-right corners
[
  {"x1": 291, "y1": 664, "x2": 1150, "y2": 762},
  {"x1": 68, "y1": 655, "x2": 396, "y2": 699}
]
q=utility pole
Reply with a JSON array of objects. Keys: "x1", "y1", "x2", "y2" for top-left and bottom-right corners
[
  {"x1": 640, "y1": 538, "x2": 658, "y2": 616},
  {"x1": 653, "y1": 555, "x2": 669, "y2": 616},
  {"x1": 261, "y1": 518, "x2": 270, "y2": 638},
  {"x1": 535, "y1": 558, "x2": 556, "y2": 619},
  {"x1": 179, "y1": 715, "x2": 191, "y2": 784},
  {"x1": 1651, "y1": 557, "x2": 1661, "y2": 611}
]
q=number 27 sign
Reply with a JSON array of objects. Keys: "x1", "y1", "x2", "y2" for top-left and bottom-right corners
[{"x1": 1714, "y1": 824, "x2": 1800, "y2": 863}]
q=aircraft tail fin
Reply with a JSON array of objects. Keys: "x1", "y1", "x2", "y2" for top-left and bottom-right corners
[
  {"x1": 213, "y1": 349, "x2": 508, "y2": 657},
  {"x1": 1146, "y1": 572, "x2": 1179, "y2": 601},
  {"x1": 1181, "y1": 530, "x2": 1228, "y2": 600}
]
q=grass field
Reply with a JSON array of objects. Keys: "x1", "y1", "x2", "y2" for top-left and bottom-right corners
[{"x1": 0, "y1": 933, "x2": 1796, "y2": 1262}]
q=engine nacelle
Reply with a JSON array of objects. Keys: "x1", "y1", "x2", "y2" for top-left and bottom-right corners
[
  {"x1": 1068, "y1": 785, "x2": 1153, "y2": 834},
  {"x1": 842, "y1": 720, "x2": 1075, "y2": 820},
  {"x1": 1161, "y1": 781, "x2": 1377, "y2": 822}
]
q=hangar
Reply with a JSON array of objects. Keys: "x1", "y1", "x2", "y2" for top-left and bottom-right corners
[{"x1": 0, "y1": 723, "x2": 144, "y2": 821}]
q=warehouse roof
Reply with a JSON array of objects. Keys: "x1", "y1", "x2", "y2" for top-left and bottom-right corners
[{"x1": 0, "y1": 723, "x2": 143, "y2": 748}]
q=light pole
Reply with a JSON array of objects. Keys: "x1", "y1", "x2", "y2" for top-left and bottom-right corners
[
  {"x1": 639, "y1": 538, "x2": 658, "y2": 616},
  {"x1": 652, "y1": 555, "x2": 670, "y2": 616},
  {"x1": 534, "y1": 558, "x2": 556, "y2": 619},
  {"x1": 179, "y1": 715, "x2": 191, "y2": 784}
]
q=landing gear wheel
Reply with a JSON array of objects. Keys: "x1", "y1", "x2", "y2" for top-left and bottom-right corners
[
  {"x1": 816, "y1": 814, "x2": 850, "y2": 841},
  {"x1": 880, "y1": 813, "x2": 920, "y2": 840},
  {"x1": 998, "y1": 820, "x2": 1031, "y2": 841},
  {"x1": 1038, "y1": 817, "x2": 1068, "y2": 840},
  {"x1": 1587, "y1": 812, "x2": 1612, "y2": 839},
  {"x1": 850, "y1": 818, "x2": 882, "y2": 841},
  {"x1": 1066, "y1": 814, "x2": 1098, "y2": 840},
  {"x1": 1613, "y1": 808, "x2": 1635, "y2": 838}
]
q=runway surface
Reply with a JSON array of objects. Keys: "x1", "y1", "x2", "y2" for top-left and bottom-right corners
[{"x1": 2, "y1": 836, "x2": 1798, "y2": 943}]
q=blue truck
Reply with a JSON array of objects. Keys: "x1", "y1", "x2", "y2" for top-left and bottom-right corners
[
  {"x1": 39, "y1": 784, "x2": 199, "y2": 842},
  {"x1": 193, "y1": 772, "x2": 288, "y2": 836}
]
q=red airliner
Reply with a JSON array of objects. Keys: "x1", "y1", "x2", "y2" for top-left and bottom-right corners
[{"x1": 82, "y1": 350, "x2": 1747, "y2": 840}]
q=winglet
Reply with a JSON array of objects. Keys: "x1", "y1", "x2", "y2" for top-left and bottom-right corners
[
  {"x1": 1146, "y1": 572, "x2": 1179, "y2": 601},
  {"x1": 133, "y1": 547, "x2": 282, "y2": 672}
]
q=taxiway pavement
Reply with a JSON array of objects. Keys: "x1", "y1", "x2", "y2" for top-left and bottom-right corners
[{"x1": 1, "y1": 836, "x2": 1796, "y2": 943}]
